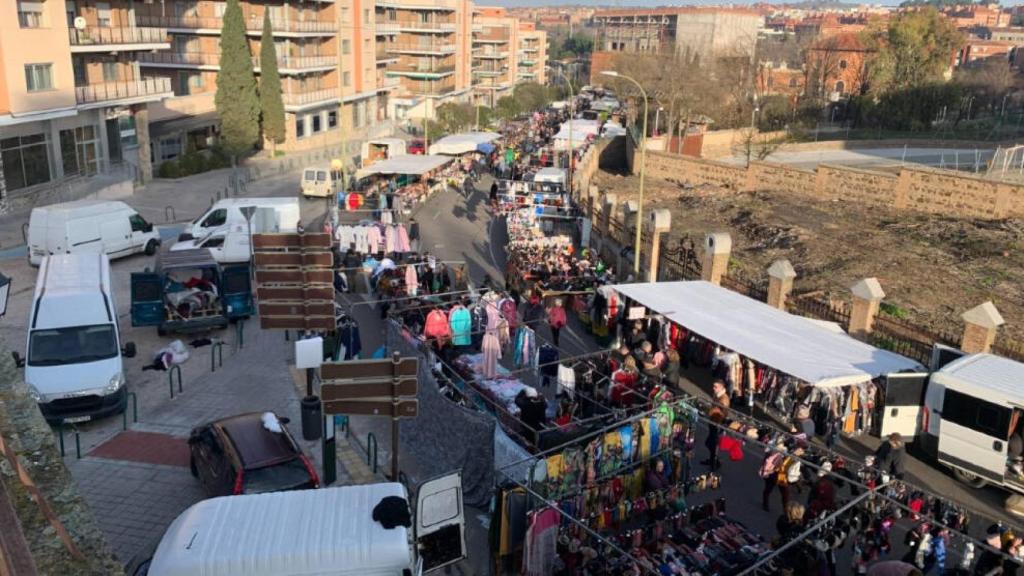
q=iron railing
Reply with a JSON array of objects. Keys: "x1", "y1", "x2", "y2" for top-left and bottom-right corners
[
  {"x1": 68, "y1": 26, "x2": 168, "y2": 46},
  {"x1": 74, "y1": 77, "x2": 172, "y2": 105},
  {"x1": 137, "y1": 14, "x2": 335, "y2": 34},
  {"x1": 282, "y1": 88, "x2": 341, "y2": 107}
]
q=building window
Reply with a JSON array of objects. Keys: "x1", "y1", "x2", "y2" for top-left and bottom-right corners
[
  {"x1": 311, "y1": 113, "x2": 322, "y2": 134},
  {"x1": 58, "y1": 126, "x2": 98, "y2": 177},
  {"x1": 1, "y1": 134, "x2": 52, "y2": 191},
  {"x1": 102, "y1": 61, "x2": 119, "y2": 82},
  {"x1": 118, "y1": 116, "x2": 138, "y2": 147},
  {"x1": 343, "y1": 71, "x2": 351, "y2": 87},
  {"x1": 327, "y1": 110, "x2": 338, "y2": 129},
  {"x1": 96, "y1": 1, "x2": 111, "y2": 27},
  {"x1": 18, "y1": 0, "x2": 46, "y2": 28},
  {"x1": 835, "y1": 80, "x2": 845, "y2": 94},
  {"x1": 789, "y1": 77, "x2": 798, "y2": 88},
  {"x1": 159, "y1": 135, "x2": 182, "y2": 161},
  {"x1": 24, "y1": 63, "x2": 54, "y2": 92},
  {"x1": 73, "y1": 58, "x2": 87, "y2": 87},
  {"x1": 296, "y1": 115, "x2": 305, "y2": 139},
  {"x1": 839, "y1": 59, "x2": 848, "y2": 70},
  {"x1": 364, "y1": 9, "x2": 370, "y2": 24},
  {"x1": 66, "y1": 0, "x2": 77, "y2": 27},
  {"x1": 342, "y1": 39, "x2": 351, "y2": 55},
  {"x1": 189, "y1": 73, "x2": 204, "y2": 89}
]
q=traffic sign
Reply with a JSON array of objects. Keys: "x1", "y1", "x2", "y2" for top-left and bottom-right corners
[
  {"x1": 321, "y1": 357, "x2": 418, "y2": 381},
  {"x1": 322, "y1": 399, "x2": 419, "y2": 418},
  {"x1": 321, "y1": 377, "x2": 418, "y2": 401}
]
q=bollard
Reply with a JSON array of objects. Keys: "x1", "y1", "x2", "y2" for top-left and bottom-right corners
[
  {"x1": 74, "y1": 426, "x2": 81, "y2": 459},
  {"x1": 366, "y1": 432, "x2": 378, "y2": 474},
  {"x1": 210, "y1": 341, "x2": 224, "y2": 372},
  {"x1": 21, "y1": 222, "x2": 28, "y2": 244},
  {"x1": 169, "y1": 365, "x2": 182, "y2": 398},
  {"x1": 122, "y1": 392, "x2": 139, "y2": 431},
  {"x1": 164, "y1": 205, "x2": 176, "y2": 222},
  {"x1": 284, "y1": 329, "x2": 290, "y2": 342},
  {"x1": 235, "y1": 320, "x2": 245, "y2": 350}
]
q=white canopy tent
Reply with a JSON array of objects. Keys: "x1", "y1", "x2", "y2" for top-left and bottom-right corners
[
  {"x1": 428, "y1": 131, "x2": 501, "y2": 155},
  {"x1": 355, "y1": 154, "x2": 453, "y2": 179},
  {"x1": 614, "y1": 281, "x2": 924, "y2": 388},
  {"x1": 552, "y1": 120, "x2": 602, "y2": 150}
]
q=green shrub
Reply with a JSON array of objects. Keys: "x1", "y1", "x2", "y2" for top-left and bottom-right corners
[
  {"x1": 158, "y1": 160, "x2": 181, "y2": 179},
  {"x1": 177, "y1": 152, "x2": 205, "y2": 176}
]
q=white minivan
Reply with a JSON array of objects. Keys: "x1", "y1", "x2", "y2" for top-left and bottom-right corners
[
  {"x1": 28, "y1": 200, "x2": 160, "y2": 266},
  {"x1": 21, "y1": 254, "x2": 135, "y2": 424},
  {"x1": 139, "y1": 474, "x2": 466, "y2": 576},
  {"x1": 183, "y1": 198, "x2": 300, "y2": 241}
]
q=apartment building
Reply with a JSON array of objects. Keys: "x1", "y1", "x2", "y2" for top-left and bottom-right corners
[
  {"x1": 378, "y1": 0, "x2": 474, "y2": 120},
  {"x1": 471, "y1": 7, "x2": 518, "y2": 107},
  {"x1": 1, "y1": 0, "x2": 172, "y2": 194},
  {"x1": 517, "y1": 23, "x2": 547, "y2": 87}
]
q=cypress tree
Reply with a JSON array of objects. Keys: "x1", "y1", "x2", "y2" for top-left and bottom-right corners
[
  {"x1": 215, "y1": 0, "x2": 260, "y2": 158},
  {"x1": 259, "y1": 11, "x2": 286, "y2": 154}
]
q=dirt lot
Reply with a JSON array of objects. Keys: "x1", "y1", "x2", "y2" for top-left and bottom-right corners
[{"x1": 594, "y1": 170, "x2": 1024, "y2": 342}]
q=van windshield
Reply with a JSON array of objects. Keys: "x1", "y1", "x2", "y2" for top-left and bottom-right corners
[{"x1": 28, "y1": 324, "x2": 118, "y2": 366}]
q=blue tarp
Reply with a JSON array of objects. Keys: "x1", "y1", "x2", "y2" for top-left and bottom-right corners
[{"x1": 477, "y1": 142, "x2": 496, "y2": 154}]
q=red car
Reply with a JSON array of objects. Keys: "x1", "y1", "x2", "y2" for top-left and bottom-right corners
[
  {"x1": 188, "y1": 412, "x2": 319, "y2": 497},
  {"x1": 408, "y1": 138, "x2": 426, "y2": 155}
]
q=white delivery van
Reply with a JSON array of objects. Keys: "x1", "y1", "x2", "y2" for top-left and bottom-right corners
[
  {"x1": 184, "y1": 198, "x2": 300, "y2": 240},
  {"x1": 28, "y1": 200, "x2": 160, "y2": 266},
  {"x1": 142, "y1": 473, "x2": 466, "y2": 576},
  {"x1": 300, "y1": 167, "x2": 343, "y2": 198},
  {"x1": 879, "y1": 352, "x2": 1024, "y2": 493},
  {"x1": 169, "y1": 222, "x2": 251, "y2": 263},
  {"x1": 22, "y1": 254, "x2": 135, "y2": 424}
]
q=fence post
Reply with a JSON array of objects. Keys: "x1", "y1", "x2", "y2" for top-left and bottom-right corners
[
  {"x1": 647, "y1": 209, "x2": 671, "y2": 282},
  {"x1": 168, "y1": 365, "x2": 182, "y2": 398},
  {"x1": 960, "y1": 301, "x2": 1005, "y2": 354},
  {"x1": 701, "y1": 232, "x2": 732, "y2": 285},
  {"x1": 848, "y1": 278, "x2": 885, "y2": 340},
  {"x1": 767, "y1": 259, "x2": 797, "y2": 310},
  {"x1": 211, "y1": 341, "x2": 224, "y2": 372},
  {"x1": 122, "y1": 391, "x2": 138, "y2": 431}
]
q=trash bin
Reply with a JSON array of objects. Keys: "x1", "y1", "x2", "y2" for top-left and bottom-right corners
[{"x1": 301, "y1": 395, "x2": 322, "y2": 441}]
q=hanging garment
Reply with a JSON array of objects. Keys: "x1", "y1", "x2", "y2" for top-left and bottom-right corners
[
  {"x1": 449, "y1": 305, "x2": 472, "y2": 347},
  {"x1": 367, "y1": 225, "x2": 383, "y2": 254},
  {"x1": 396, "y1": 225, "x2": 411, "y2": 253},
  {"x1": 384, "y1": 225, "x2": 397, "y2": 254},
  {"x1": 337, "y1": 321, "x2": 362, "y2": 360},
  {"x1": 481, "y1": 333, "x2": 501, "y2": 379},
  {"x1": 523, "y1": 508, "x2": 560, "y2": 576},
  {"x1": 557, "y1": 364, "x2": 575, "y2": 398},
  {"x1": 405, "y1": 264, "x2": 418, "y2": 296},
  {"x1": 500, "y1": 297, "x2": 519, "y2": 332},
  {"x1": 423, "y1": 309, "x2": 451, "y2": 345}
]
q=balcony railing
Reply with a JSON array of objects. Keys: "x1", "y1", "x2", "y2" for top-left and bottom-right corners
[
  {"x1": 259, "y1": 55, "x2": 337, "y2": 70},
  {"x1": 475, "y1": 51, "x2": 508, "y2": 59},
  {"x1": 378, "y1": 76, "x2": 402, "y2": 89},
  {"x1": 387, "y1": 43, "x2": 456, "y2": 54},
  {"x1": 388, "y1": 64, "x2": 455, "y2": 75},
  {"x1": 375, "y1": 22, "x2": 400, "y2": 34},
  {"x1": 68, "y1": 26, "x2": 168, "y2": 48},
  {"x1": 397, "y1": 21, "x2": 456, "y2": 32},
  {"x1": 137, "y1": 14, "x2": 335, "y2": 34},
  {"x1": 75, "y1": 77, "x2": 172, "y2": 105},
  {"x1": 139, "y1": 52, "x2": 220, "y2": 67},
  {"x1": 282, "y1": 88, "x2": 340, "y2": 107}
]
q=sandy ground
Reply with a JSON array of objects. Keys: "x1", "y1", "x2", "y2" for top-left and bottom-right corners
[{"x1": 594, "y1": 170, "x2": 1024, "y2": 342}]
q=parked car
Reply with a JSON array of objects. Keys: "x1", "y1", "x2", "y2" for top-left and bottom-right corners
[
  {"x1": 408, "y1": 138, "x2": 426, "y2": 155},
  {"x1": 188, "y1": 412, "x2": 319, "y2": 497}
]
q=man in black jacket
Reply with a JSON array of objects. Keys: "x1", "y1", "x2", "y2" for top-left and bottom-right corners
[{"x1": 875, "y1": 432, "x2": 907, "y2": 480}]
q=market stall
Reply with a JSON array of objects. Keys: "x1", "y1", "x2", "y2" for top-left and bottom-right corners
[
  {"x1": 428, "y1": 131, "x2": 502, "y2": 155},
  {"x1": 355, "y1": 154, "x2": 457, "y2": 208},
  {"x1": 612, "y1": 281, "x2": 925, "y2": 438}
]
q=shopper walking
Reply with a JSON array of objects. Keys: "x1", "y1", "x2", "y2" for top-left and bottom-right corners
[
  {"x1": 876, "y1": 432, "x2": 907, "y2": 480},
  {"x1": 547, "y1": 298, "x2": 567, "y2": 348},
  {"x1": 702, "y1": 380, "x2": 730, "y2": 470},
  {"x1": 759, "y1": 442, "x2": 786, "y2": 512}
]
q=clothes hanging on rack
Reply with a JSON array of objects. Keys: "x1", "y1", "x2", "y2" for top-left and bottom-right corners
[
  {"x1": 405, "y1": 264, "x2": 419, "y2": 296},
  {"x1": 522, "y1": 508, "x2": 559, "y2": 576},
  {"x1": 424, "y1": 309, "x2": 451, "y2": 349},
  {"x1": 337, "y1": 316, "x2": 362, "y2": 360},
  {"x1": 513, "y1": 325, "x2": 538, "y2": 369},
  {"x1": 449, "y1": 304, "x2": 472, "y2": 347}
]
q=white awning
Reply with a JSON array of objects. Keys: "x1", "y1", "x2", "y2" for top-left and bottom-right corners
[
  {"x1": 355, "y1": 154, "x2": 453, "y2": 179},
  {"x1": 614, "y1": 281, "x2": 924, "y2": 388},
  {"x1": 427, "y1": 131, "x2": 501, "y2": 155}
]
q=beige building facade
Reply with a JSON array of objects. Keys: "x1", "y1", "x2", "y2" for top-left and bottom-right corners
[{"x1": 1, "y1": 0, "x2": 172, "y2": 193}]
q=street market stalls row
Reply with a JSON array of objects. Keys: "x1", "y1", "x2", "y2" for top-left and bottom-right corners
[
  {"x1": 428, "y1": 131, "x2": 501, "y2": 156},
  {"x1": 354, "y1": 154, "x2": 457, "y2": 209},
  {"x1": 611, "y1": 281, "x2": 925, "y2": 440}
]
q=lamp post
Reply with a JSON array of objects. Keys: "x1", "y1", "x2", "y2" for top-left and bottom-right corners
[
  {"x1": 548, "y1": 64, "x2": 575, "y2": 197},
  {"x1": 601, "y1": 70, "x2": 647, "y2": 277},
  {"x1": 654, "y1": 106, "x2": 663, "y2": 137}
]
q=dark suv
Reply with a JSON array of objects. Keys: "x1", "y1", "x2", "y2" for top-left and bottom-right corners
[{"x1": 188, "y1": 412, "x2": 319, "y2": 497}]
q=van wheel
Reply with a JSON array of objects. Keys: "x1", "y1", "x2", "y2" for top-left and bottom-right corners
[
  {"x1": 953, "y1": 467, "x2": 988, "y2": 488},
  {"x1": 144, "y1": 240, "x2": 158, "y2": 256}
]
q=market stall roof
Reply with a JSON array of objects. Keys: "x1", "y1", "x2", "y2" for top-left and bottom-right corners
[
  {"x1": 428, "y1": 131, "x2": 501, "y2": 155},
  {"x1": 355, "y1": 154, "x2": 453, "y2": 179},
  {"x1": 614, "y1": 281, "x2": 924, "y2": 387}
]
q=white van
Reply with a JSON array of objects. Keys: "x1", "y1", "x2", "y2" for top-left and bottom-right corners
[
  {"x1": 185, "y1": 198, "x2": 300, "y2": 241},
  {"x1": 169, "y1": 222, "x2": 250, "y2": 263},
  {"x1": 142, "y1": 474, "x2": 466, "y2": 576},
  {"x1": 300, "y1": 167, "x2": 343, "y2": 198},
  {"x1": 28, "y1": 200, "x2": 160, "y2": 266},
  {"x1": 22, "y1": 254, "x2": 135, "y2": 424},
  {"x1": 881, "y1": 352, "x2": 1024, "y2": 493}
]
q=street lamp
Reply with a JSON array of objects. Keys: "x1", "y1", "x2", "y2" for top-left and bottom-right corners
[
  {"x1": 601, "y1": 70, "x2": 647, "y2": 277},
  {"x1": 654, "y1": 106, "x2": 663, "y2": 137},
  {"x1": 547, "y1": 64, "x2": 575, "y2": 197}
]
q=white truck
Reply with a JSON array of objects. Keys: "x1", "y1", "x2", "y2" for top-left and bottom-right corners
[
  {"x1": 137, "y1": 473, "x2": 466, "y2": 576},
  {"x1": 173, "y1": 198, "x2": 300, "y2": 262},
  {"x1": 28, "y1": 200, "x2": 160, "y2": 266},
  {"x1": 880, "y1": 351, "x2": 1024, "y2": 493},
  {"x1": 20, "y1": 254, "x2": 136, "y2": 424}
]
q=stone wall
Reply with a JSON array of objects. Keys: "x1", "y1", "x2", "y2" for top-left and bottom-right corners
[
  {"x1": 0, "y1": 343, "x2": 124, "y2": 575},
  {"x1": 641, "y1": 150, "x2": 1024, "y2": 220}
]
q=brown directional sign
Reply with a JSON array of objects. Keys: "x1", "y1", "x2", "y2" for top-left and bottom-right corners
[
  {"x1": 258, "y1": 301, "x2": 335, "y2": 318},
  {"x1": 322, "y1": 399, "x2": 419, "y2": 418},
  {"x1": 320, "y1": 357, "x2": 418, "y2": 381},
  {"x1": 252, "y1": 233, "x2": 332, "y2": 250},
  {"x1": 256, "y1": 286, "x2": 334, "y2": 301},
  {"x1": 259, "y1": 316, "x2": 336, "y2": 330},
  {"x1": 321, "y1": 377, "x2": 418, "y2": 401},
  {"x1": 255, "y1": 252, "x2": 334, "y2": 268}
]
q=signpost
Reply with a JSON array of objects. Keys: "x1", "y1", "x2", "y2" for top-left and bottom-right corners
[{"x1": 320, "y1": 352, "x2": 419, "y2": 481}]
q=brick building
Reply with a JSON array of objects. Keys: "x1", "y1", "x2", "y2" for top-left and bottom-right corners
[{"x1": 591, "y1": 8, "x2": 762, "y2": 63}]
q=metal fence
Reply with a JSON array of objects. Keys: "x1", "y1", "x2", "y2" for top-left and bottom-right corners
[{"x1": 659, "y1": 236, "x2": 702, "y2": 281}]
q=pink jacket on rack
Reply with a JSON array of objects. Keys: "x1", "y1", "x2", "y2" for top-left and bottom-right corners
[
  {"x1": 424, "y1": 309, "x2": 452, "y2": 341},
  {"x1": 405, "y1": 264, "x2": 419, "y2": 295},
  {"x1": 396, "y1": 225, "x2": 411, "y2": 253}
]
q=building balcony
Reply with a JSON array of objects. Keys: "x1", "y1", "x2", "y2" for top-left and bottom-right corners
[
  {"x1": 260, "y1": 55, "x2": 337, "y2": 72},
  {"x1": 136, "y1": 14, "x2": 336, "y2": 36},
  {"x1": 517, "y1": 71, "x2": 536, "y2": 78},
  {"x1": 386, "y1": 64, "x2": 455, "y2": 79},
  {"x1": 387, "y1": 43, "x2": 456, "y2": 55},
  {"x1": 75, "y1": 77, "x2": 173, "y2": 109},
  {"x1": 475, "y1": 51, "x2": 508, "y2": 60},
  {"x1": 139, "y1": 53, "x2": 336, "y2": 74},
  {"x1": 68, "y1": 26, "x2": 170, "y2": 52},
  {"x1": 282, "y1": 88, "x2": 341, "y2": 111},
  {"x1": 519, "y1": 59, "x2": 536, "y2": 66},
  {"x1": 377, "y1": 76, "x2": 402, "y2": 90},
  {"x1": 472, "y1": 69, "x2": 505, "y2": 77},
  {"x1": 473, "y1": 37, "x2": 508, "y2": 44},
  {"x1": 398, "y1": 22, "x2": 456, "y2": 33},
  {"x1": 521, "y1": 47, "x2": 539, "y2": 53},
  {"x1": 376, "y1": 0, "x2": 401, "y2": 7},
  {"x1": 375, "y1": 22, "x2": 400, "y2": 35}
]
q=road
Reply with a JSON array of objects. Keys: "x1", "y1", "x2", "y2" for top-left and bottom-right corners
[
  {"x1": 0, "y1": 159, "x2": 1021, "y2": 573},
  {"x1": 717, "y1": 146, "x2": 997, "y2": 172}
]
